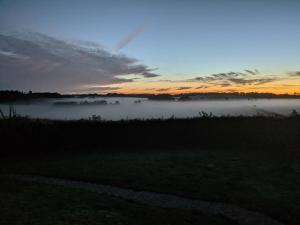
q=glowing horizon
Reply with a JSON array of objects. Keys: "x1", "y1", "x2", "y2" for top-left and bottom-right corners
[
  {"x1": 78, "y1": 71, "x2": 300, "y2": 95},
  {"x1": 0, "y1": 0, "x2": 299, "y2": 94}
]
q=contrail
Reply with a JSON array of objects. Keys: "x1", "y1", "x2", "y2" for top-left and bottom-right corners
[{"x1": 115, "y1": 24, "x2": 147, "y2": 50}]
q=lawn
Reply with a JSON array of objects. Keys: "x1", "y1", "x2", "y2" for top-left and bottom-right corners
[
  {"x1": 0, "y1": 179, "x2": 234, "y2": 225},
  {"x1": 2, "y1": 148, "x2": 300, "y2": 224},
  {"x1": 1, "y1": 117, "x2": 299, "y2": 224}
]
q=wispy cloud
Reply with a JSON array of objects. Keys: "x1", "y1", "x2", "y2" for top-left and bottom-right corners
[
  {"x1": 176, "y1": 86, "x2": 192, "y2": 90},
  {"x1": 157, "y1": 88, "x2": 172, "y2": 92},
  {"x1": 0, "y1": 49, "x2": 29, "y2": 59},
  {"x1": 0, "y1": 31, "x2": 159, "y2": 92},
  {"x1": 115, "y1": 24, "x2": 147, "y2": 50},
  {"x1": 188, "y1": 69, "x2": 277, "y2": 86},
  {"x1": 244, "y1": 69, "x2": 258, "y2": 75},
  {"x1": 228, "y1": 78, "x2": 276, "y2": 85},
  {"x1": 142, "y1": 71, "x2": 160, "y2": 78},
  {"x1": 196, "y1": 85, "x2": 209, "y2": 89},
  {"x1": 288, "y1": 71, "x2": 300, "y2": 77},
  {"x1": 218, "y1": 83, "x2": 231, "y2": 87}
]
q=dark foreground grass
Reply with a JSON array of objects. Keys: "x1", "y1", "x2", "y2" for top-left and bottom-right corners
[
  {"x1": 0, "y1": 179, "x2": 233, "y2": 225},
  {"x1": 0, "y1": 116, "x2": 299, "y2": 156},
  {"x1": 1, "y1": 117, "x2": 300, "y2": 224},
  {"x1": 2, "y1": 149, "x2": 300, "y2": 224}
]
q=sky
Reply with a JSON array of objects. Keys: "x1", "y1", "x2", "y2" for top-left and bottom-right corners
[{"x1": 0, "y1": 0, "x2": 300, "y2": 94}]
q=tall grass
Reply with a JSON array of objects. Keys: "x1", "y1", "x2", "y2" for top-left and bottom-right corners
[
  {"x1": 0, "y1": 105, "x2": 18, "y2": 119},
  {"x1": 0, "y1": 115, "x2": 299, "y2": 157}
]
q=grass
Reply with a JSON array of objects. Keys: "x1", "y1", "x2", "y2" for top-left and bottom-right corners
[
  {"x1": 0, "y1": 116, "x2": 299, "y2": 156},
  {"x1": 1, "y1": 117, "x2": 300, "y2": 224},
  {"x1": 0, "y1": 179, "x2": 233, "y2": 225},
  {"x1": 2, "y1": 149, "x2": 300, "y2": 224}
]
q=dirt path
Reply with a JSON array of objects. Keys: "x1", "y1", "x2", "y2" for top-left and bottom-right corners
[{"x1": 2, "y1": 174, "x2": 283, "y2": 225}]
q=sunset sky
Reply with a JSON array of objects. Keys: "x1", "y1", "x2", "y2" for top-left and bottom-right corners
[{"x1": 0, "y1": 0, "x2": 300, "y2": 94}]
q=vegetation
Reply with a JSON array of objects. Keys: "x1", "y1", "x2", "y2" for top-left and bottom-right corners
[
  {"x1": 0, "y1": 179, "x2": 232, "y2": 225},
  {"x1": 1, "y1": 90, "x2": 300, "y2": 103},
  {"x1": 0, "y1": 116, "x2": 299, "y2": 156},
  {"x1": 2, "y1": 147, "x2": 300, "y2": 224},
  {"x1": 1, "y1": 115, "x2": 299, "y2": 224},
  {"x1": 0, "y1": 90, "x2": 64, "y2": 103},
  {"x1": 148, "y1": 94, "x2": 175, "y2": 101},
  {"x1": 0, "y1": 105, "x2": 18, "y2": 119}
]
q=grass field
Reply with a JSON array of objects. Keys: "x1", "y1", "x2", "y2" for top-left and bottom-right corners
[
  {"x1": 1, "y1": 117, "x2": 300, "y2": 224},
  {"x1": 0, "y1": 116, "x2": 300, "y2": 155},
  {"x1": 2, "y1": 148, "x2": 300, "y2": 224},
  {"x1": 1, "y1": 179, "x2": 234, "y2": 225}
]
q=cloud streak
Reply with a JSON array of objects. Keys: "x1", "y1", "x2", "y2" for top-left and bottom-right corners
[
  {"x1": 228, "y1": 78, "x2": 276, "y2": 85},
  {"x1": 157, "y1": 88, "x2": 171, "y2": 92},
  {"x1": 188, "y1": 70, "x2": 277, "y2": 86},
  {"x1": 141, "y1": 71, "x2": 160, "y2": 78},
  {"x1": 288, "y1": 71, "x2": 300, "y2": 77},
  {"x1": 176, "y1": 86, "x2": 192, "y2": 90},
  {"x1": 115, "y1": 24, "x2": 147, "y2": 50}
]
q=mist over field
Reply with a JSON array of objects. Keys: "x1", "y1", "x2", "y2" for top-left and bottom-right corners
[{"x1": 1, "y1": 97, "x2": 300, "y2": 120}]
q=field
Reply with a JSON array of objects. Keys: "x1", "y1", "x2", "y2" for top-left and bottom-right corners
[
  {"x1": 1, "y1": 116, "x2": 300, "y2": 224},
  {"x1": 1, "y1": 179, "x2": 233, "y2": 225}
]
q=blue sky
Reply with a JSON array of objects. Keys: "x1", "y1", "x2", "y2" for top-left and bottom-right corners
[{"x1": 0, "y1": 0, "x2": 300, "y2": 93}]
